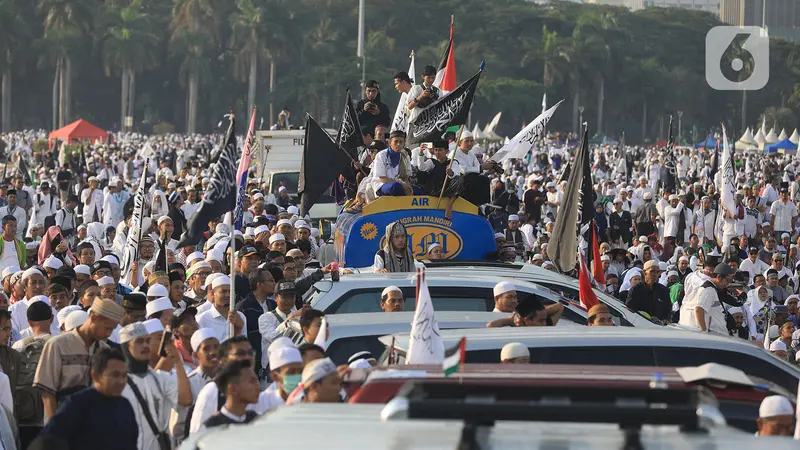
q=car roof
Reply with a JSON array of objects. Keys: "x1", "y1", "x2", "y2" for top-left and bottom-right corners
[
  {"x1": 326, "y1": 312, "x2": 506, "y2": 340},
  {"x1": 181, "y1": 403, "x2": 799, "y2": 450}
]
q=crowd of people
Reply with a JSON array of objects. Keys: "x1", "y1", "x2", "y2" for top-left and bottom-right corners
[{"x1": 0, "y1": 75, "x2": 797, "y2": 447}]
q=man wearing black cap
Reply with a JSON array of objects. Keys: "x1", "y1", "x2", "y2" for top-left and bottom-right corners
[
  {"x1": 121, "y1": 294, "x2": 147, "y2": 326},
  {"x1": 486, "y1": 295, "x2": 564, "y2": 328},
  {"x1": 234, "y1": 246, "x2": 260, "y2": 303},
  {"x1": 416, "y1": 140, "x2": 462, "y2": 218},
  {"x1": 740, "y1": 246, "x2": 770, "y2": 285},
  {"x1": 692, "y1": 263, "x2": 735, "y2": 334},
  {"x1": 356, "y1": 80, "x2": 390, "y2": 133},
  {"x1": 371, "y1": 130, "x2": 416, "y2": 196}
]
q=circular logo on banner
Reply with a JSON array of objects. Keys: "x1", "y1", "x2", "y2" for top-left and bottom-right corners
[
  {"x1": 360, "y1": 222, "x2": 378, "y2": 240},
  {"x1": 379, "y1": 223, "x2": 463, "y2": 259}
]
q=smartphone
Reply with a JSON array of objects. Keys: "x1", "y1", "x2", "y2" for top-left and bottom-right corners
[{"x1": 158, "y1": 328, "x2": 172, "y2": 358}]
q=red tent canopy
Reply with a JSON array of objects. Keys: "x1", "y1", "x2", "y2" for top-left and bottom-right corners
[{"x1": 49, "y1": 119, "x2": 110, "y2": 145}]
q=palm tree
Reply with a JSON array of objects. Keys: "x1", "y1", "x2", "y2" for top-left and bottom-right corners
[
  {"x1": 0, "y1": 0, "x2": 31, "y2": 132},
  {"x1": 97, "y1": 0, "x2": 158, "y2": 132},
  {"x1": 230, "y1": 0, "x2": 270, "y2": 118},
  {"x1": 37, "y1": 0, "x2": 94, "y2": 128},
  {"x1": 540, "y1": 25, "x2": 564, "y2": 88},
  {"x1": 171, "y1": 0, "x2": 220, "y2": 133}
]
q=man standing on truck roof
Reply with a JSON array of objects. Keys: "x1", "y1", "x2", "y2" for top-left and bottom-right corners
[{"x1": 356, "y1": 81, "x2": 391, "y2": 134}]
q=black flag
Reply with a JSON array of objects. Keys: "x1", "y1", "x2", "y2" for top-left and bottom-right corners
[
  {"x1": 407, "y1": 69, "x2": 482, "y2": 147},
  {"x1": 16, "y1": 154, "x2": 31, "y2": 184},
  {"x1": 336, "y1": 90, "x2": 364, "y2": 158},
  {"x1": 155, "y1": 236, "x2": 168, "y2": 273},
  {"x1": 710, "y1": 138, "x2": 720, "y2": 174},
  {"x1": 177, "y1": 116, "x2": 239, "y2": 249},
  {"x1": 577, "y1": 128, "x2": 597, "y2": 276},
  {"x1": 299, "y1": 115, "x2": 354, "y2": 216},
  {"x1": 662, "y1": 116, "x2": 678, "y2": 194}
]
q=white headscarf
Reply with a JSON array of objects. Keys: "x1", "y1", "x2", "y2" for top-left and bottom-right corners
[{"x1": 620, "y1": 268, "x2": 643, "y2": 292}]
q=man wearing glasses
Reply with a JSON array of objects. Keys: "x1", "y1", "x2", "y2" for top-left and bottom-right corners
[{"x1": 237, "y1": 268, "x2": 276, "y2": 372}]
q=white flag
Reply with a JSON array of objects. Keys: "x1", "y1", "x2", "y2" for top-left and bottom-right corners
[
  {"x1": 714, "y1": 126, "x2": 736, "y2": 244},
  {"x1": 406, "y1": 275, "x2": 444, "y2": 364},
  {"x1": 492, "y1": 99, "x2": 564, "y2": 162},
  {"x1": 314, "y1": 317, "x2": 329, "y2": 350},
  {"x1": 121, "y1": 159, "x2": 148, "y2": 285},
  {"x1": 390, "y1": 51, "x2": 417, "y2": 133},
  {"x1": 542, "y1": 93, "x2": 547, "y2": 114},
  {"x1": 484, "y1": 112, "x2": 502, "y2": 133}
]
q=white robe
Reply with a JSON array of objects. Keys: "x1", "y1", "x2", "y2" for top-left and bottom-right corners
[{"x1": 122, "y1": 369, "x2": 179, "y2": 450}]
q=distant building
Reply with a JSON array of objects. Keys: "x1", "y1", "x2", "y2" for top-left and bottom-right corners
[
  {"x1": 643, "y1": 0, "x2": 719, "y2": 13},
  {"x1": 720, "y1": 0, "x2": 800, "y2": 42}
]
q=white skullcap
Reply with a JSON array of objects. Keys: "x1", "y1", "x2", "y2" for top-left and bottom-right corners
[
  {"x1": 28, "y1": 295, "x2": 50, "y2": 306},
  {"x1": 287, "y1": 206, "x2": 299, "y2": 215},
  {"x1": 667, "y1": 270, "x2": 679, "y2": 279},
  {"x1": 142, "y1": 318, "x2": 164, "y2": 334},
  {"x1": 254, "y1": 225, "x2": 270, "y2": 235},
  {"x1": 493, "y1": 281, "x2": 515, "y2": 297},
  {"x1": 278, "y1": 186, "x2": 286, "y2": 192},
  {"x1": 145, "y1": 297, "x2": 174, "y2": 317},
  {"x1": 269, "y1": 233, "x2": 286, "y2": 244},
  {"x1": 147, "y1": 284, "x2": 169, "y2": 298},
  {"x1": 759, "y1": 395, "x2": 794, "y2": 418},
  {"x1": 265, "y1": 338, "x2": 294, "y2": 363},
  {"x1": 769, "y1": 340, "x2": 787, "y2": 352},
  {"x1": 143, "y1": 261, "x2": 157, "y2": 274},
  {"x1": 1, "y1": 265, "x2": 20, "y2": 279},
  {"x1": 26, "y1": 242, "x2": 39, "y2": 251},
  {"x1": 348, "y1": 359, "x2": 372, "y2": 370},
  {"x1": 119, "y1": 322, "x2": 149, "y2": 344},
  {"x1": 311, "y1": 228, "x2": 320, "y2": 238},
  {"x1": 211, "y1": 274, "x2": 231, "y2": 289},
  {"x1": 157, "y1": 216, "x2": 173, "y2": 225},
  {"x1": 22, "y1": 268, "x2": 43, "y2": 282},
  {"x1": 202, "y1": 273, "x2": 223, "y2": 289},
  {"x1": 500, "y1": 342, "x2": 529, "y2": 361},
  {"x1": 600, "y1": 255, "x2": 611, "y2": 261},
  {"x1": 186, "y1": 251, "x2": 205, "y2": 266},
  {"x1": 244, "y1": 227, "x2": 254, "y2": 238},
  {"x1": 679, "y1": 256, "x2": 689, "y2": 263},
  {"x1": 187, "y1": 261, "x2": 211, "y2": 277},
  {"x1": 190, "y1": 328, "x2": 219, "y2": 353},
  {"x1": 206, "y1": 249, "x2": 224, "y2": 263},
  {"x1": 97, "y1": 276, "x2": 115, "y2": 287},
  {"x1": 768, "y1": 324, "x2": 780, "y2": 339},
  {"x1": 74, "y1": 264, "x2": 91, "y2": 275},
  {"x1": 301, "y1": 357, "x2": 337, "y2": 386},
  {"x1": 252, "y1": 192, "x2": 264, "y2": 200},
  {"x1": 100, "y1": 255, "x2": 120, "y2": 266},
  {"x1": 65, "y1": 310, "x2": 89, "y2": 331},
  {"x1": 294, "y1": 220, "x2": 310, "y2": 230},
  {"x1": 381, "y1": 286, "x2": 401, "y2": 298},
  {"x1": 43, "y1": 256, "x2": 63, "y2": 270},
  {"x1": 276, "y1": 219, "x2": 292, "y2": 227},
  {"x1": 458, "y1": 130, "x2": 474, "y2": 141},
  {"x1": 269, "y1": 346, "x2": 303, "y2": 371},
  {"x1": 57, "y1": 305, "x2": 82, "y2": 326},
  {"x1": 507, "y1": 215, "x2": 520, "y2": 222}
]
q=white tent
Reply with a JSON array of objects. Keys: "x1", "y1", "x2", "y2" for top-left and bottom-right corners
[
  {"x1": 736, "y1": 127, "x2": 757, "y2": 150},
  {"x1": 472, "y1": 122, "x2": 484, "y2": 140},
  {"x1": 778, "y1": 129, "x2": 788, "y2": 141},
  {"x1": 754, "y1": 128, "x2": 766, "y2": 145},
  {"x1": 765, "y1": 128, "x2": 779, "y2": 144},
  {"x1": 790, "y1": 129, "x2": 800, "y2": 145}
]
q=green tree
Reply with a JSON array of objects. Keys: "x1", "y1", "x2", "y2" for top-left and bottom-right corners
[{"x1": 0, "y1": 0, "x2": 32, "y2": 132}]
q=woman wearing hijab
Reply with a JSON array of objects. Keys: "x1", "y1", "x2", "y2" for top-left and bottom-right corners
[
  {"x1": 617, "y1": 268, "x2": 643, "y2": 303},
  {"x1": 373, "y1": 221, "x2": 415, "y2": 273},
  {"x1": 743, "y1": 284, "x2": 773, "y2": 341},
  {"x1": 81, "y1": 222, "x2": 106, "y2": 260},
  {"x1": 38, "y1": 226, "x2": 75, "y2": 266}
]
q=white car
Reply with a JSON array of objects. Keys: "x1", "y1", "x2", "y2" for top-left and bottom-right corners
[
  {"x1": 305, "y1": 272, "x2": 660, "y2": 328},
  {"x1": 379, "y1": 326, "x2": 800, "y2": 393}
]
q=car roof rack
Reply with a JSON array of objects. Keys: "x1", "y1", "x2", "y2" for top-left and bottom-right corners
[
  {"x1": 421, "y1": 260, "x2": 524, "y2": 270},
  {"x1": 382, "y1": 381, "x2": 726, "y2": 450}
]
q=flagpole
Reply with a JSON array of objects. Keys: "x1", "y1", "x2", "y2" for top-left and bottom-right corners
[
  {"x1": 228, "y1": 112, "x2": 237, "y2": 339},
  {"x1": 436, "y1": 125, "x2": 464, "y2": 209}
]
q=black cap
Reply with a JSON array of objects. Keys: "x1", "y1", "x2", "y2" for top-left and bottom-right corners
[
  {"x1": 748, "y1": 247, "x2": 759, "y2": 254},
  {"x1": 432, "y1": 140, "x2": 449, "y2": 149},
  {"x1": 168, "y1": 272, "x2": 183, "y2": 284},
  {"x1": 422, "y1": 65, "x2": 436, "y2": 76},
  {"x1": 514, "y1": 295, "x2": 544, "y2": 318},
  {"x1": 122, "y1": 293, "x2": 147, "y2": 312},
  {"x1": 171, "y1": 306, "x2": 198, "y2": 329},
  {"x1": 389, "y1": 130, "x2": 406, "y2": 140},
  {"x1": 51, "y1": 276, "x2": 71, "y2": 289},
  {"x1": 6, "y1": 189, "x2": 16, "y2": 196},
  {"x1": 393, "y1": 71, "x2": 412, "y2": 84},
  {"x1": 40, "y1": 182, "x2": 50, "y2": 189},
  {"x1": 365, "y1": 80, "x2": 380, "y2": 89},
  {"x1": 360, "y1": 126, "x2": 373, "y2": 138},
  {"x1": 236, "y1": 246, "x2": 258, "y2": 258},
  {"x1": 55, "y1": 265, "x2": 76, "y2": 280},
  {"x1": 713, "y1": 263, "x2": 735, "y2": 276},
  {"x1": 275, "y1": 281, "x2": 296, "y2": 295},
  {"x1": 775, "y1": 305, "x2": 789, "y2": 314},
  {"x1": 27, "y1": 301, "x2": 53, "y2": 321},
  {"x1": 91, "y1": 260, "x2": 112, "y2": 274}
]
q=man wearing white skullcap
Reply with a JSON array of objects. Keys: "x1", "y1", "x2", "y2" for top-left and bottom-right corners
[
  {"x1": 492, "y1": 281, "x2": 517, "y2": 313},
  {"x1": 169, "y1": 328, "x2": 220, "y2": 443},
  {"x1": 73, "y1": 264, "x2": 91, "y2": 282},
  {"x1": 63, "y1": 310, "x2": 88, "y2": 332},
  {"x1": 500, "y1": 342, "x2": 530, "y2": 364},
  {"x1": 146, "y1": 297, "x2": 175, "y2": 329},
  {"x1": 56, "y1": 305, "x2": 83, "y2": 331},
  {"x1": 9, "y1": 268, "x2": 60, "y2": 336},
  {"x1": 261, "y1": 346, "x2": 303, "y2": 411},
  {"x1": 756, "y1": 395, "x2": 794, "y2": 436},
  {"x1": 769, "y1": 340, "x2": 789, "y2": 360},
  {"x1": 268, "y1": 233, "x2": 286, "y2": 254},
  {"x1": 299, "y1": 357, "x2": 340, "y2": 404},
  {"x1": 380, "y1": 286, "x2": 404, "y2": 312},
  {"x1": 195, "y1": 275, "x2": 246, "y2": 344},
  {"x1": 185, "y1": 261, "x2": 212, "y2": 304},
  {"x1": 503, "y1": 214, "x2": 530, "y2": 259}
]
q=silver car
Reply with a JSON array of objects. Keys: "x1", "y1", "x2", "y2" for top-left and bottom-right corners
[{"x1": 379, "y1": 326, "x2": 800, "y2": 393}]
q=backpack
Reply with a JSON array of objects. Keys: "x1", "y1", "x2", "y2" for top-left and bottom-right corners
[{"x1": 15, "y1": 336, "x2": 48, "y2": 425}]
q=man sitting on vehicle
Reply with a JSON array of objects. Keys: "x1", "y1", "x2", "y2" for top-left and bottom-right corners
[
  {"x1": 492, "y1": 282, "x2": 517, "y2": 313},
  {"x1": 380, "y1": 286, "x2": 404, "y2": 312},
  {"x1": 370, "y1": 131, "x2": 418, "y2": 197},
  {"x1": 500, "y1": 343, "x2": 529, "y2": 364},
  {"x1": 415, "y1": 140, "x2": 462, "y2": 219},
  {"x1": 486, "y1": 295, "x2": 563, "y2": 328},
  {"x1": 756, "y1": 395, "x2": 794, "y2": 436}
]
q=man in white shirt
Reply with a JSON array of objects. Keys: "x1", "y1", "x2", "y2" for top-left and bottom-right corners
[
  {"x1": 739, "y1": 247, "x2": 770, "y2": 284},
  {"x1": 80, "y1": 176, "x2": 104, "y2": 223},
  {"x1": 662, "y1": 194, "x2": 684, "y2": 243},
  {"x1": 195, "y1": 275, "x2": 246, "y2": 344},
  {"x1": 406, "y1": 65, "x2": 440, "y2": 124},
  {"x1": 693, "y1": 264, "x2": 734, "y2": 335},
  {"x1": 371, "y1": 130, "x2": 414, "y2": 196},
  {"x1": 0, "y1": 191, "x2": 27, "y2": 240},
  {"x1": 492, "y1": 282, "x2": 517, "y2": 313},
  {"x1": 452, "y1": 131, "x2": 494, "y2": 207},
  {"x1": 30, "y1": 182, "x2": 59, "y2": 234},
  {"x1": 769, "y1": 186, "x2": 797, "y2": 239},
  {"x1": 0, "y1": 216, "x2": 23, "y2": 275},
  {"x1": 180, "y1": 188, "x2": 200, "y2": 220},
  {"x1": 692, "y1": 196, "x2": 716, "y2": 244},
  {"x1": 257, "y1": 281, "x2": 302, "y2": 372},
  {"x1": 9, "y1": 269, "x2": 61, "y2": 336}
]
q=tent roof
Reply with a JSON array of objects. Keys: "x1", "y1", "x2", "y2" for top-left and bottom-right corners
[
  {"x1": 778, "y1": 129, "x2": 788, "y2": 141},
  {"x1": 790, "y1": 129, "x2": 800, "y2": 145},
  {"x1": 754, "y1": 129, "x2": 766, "y2": 144},
  {"x1": 766, "y1": 138, "x2": 798, "y2": 151},
  {"x1": 765, "y1": 128, "x2": 779, "y2": 144},
  {"x1": 737, "y1": 127, "x2": 756, "y2": 145},
  {"x1": 49, "y1": 119, "x2": 109, "y2": 141},
  {"x1": 694, "y1": 136, "x2": 719, "y2": 148}
]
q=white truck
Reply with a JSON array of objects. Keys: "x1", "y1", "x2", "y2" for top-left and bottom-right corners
[{"x1": 256, "y1": 129, "x2": 339, "y2": 221}]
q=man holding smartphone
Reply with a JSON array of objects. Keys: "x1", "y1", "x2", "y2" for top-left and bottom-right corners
[{"x1": 356, "y1": 80, "x2": 390, "y2": 134}]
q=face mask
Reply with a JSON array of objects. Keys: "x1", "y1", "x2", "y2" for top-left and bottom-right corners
[{"x1": 282, "y1": 374, "x2": 302, "y2": 394}]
